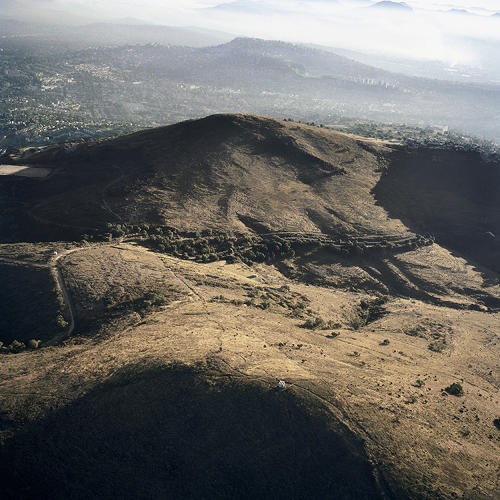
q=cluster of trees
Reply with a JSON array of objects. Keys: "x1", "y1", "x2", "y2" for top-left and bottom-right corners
[
  {"x1": 89, "y1": 223, "x2": 434, "y2": 264},
  {"x1": 1, "y1": 338, "x2": 41, "y2": 354},
  {"x1": 145, "y1": 232, "x2": 296, "y2": 265},
  {"x1": 94, "y1": 223, "x2": 296, "y2": 265},
  {"x1": 103, "y1": 289, "x2": 171, "y2": 318}
]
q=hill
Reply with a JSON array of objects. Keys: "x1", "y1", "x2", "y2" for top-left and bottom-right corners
[
  {"x1": 4, "y1": 114, "x2": 500, "y2": 300},
  {"x1": 371, "y1": 1, "x2": 413, "y2": 12},
  {"x1": 0, "y1": 115, "x2": 499, "y2": 499},
  {"x1": 0, "y1": 17, "x2": 233, "y2": 47},
  {"x1": 5, "y1": 114, "x2": 400, "y2": 236}
]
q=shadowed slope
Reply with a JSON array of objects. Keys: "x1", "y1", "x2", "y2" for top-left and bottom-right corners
[
  {"x1": 374, "y1": 148, "x2": 500, "y2": 275},
  {"x1": 0, "y1": 364, "x2": 387, "y2": 500}
]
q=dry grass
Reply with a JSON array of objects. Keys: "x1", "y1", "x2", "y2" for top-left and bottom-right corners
[
  {"x1": 0, "y1": 243, "x2": 498, "y2": 499},
  {"x1": 1, "y1": 115, "x2": 500, "y2": 498}
]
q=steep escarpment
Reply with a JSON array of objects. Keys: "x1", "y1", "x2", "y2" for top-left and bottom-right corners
[{"x1": 374, "y1": 148, "x2": 500, "y2": 275}]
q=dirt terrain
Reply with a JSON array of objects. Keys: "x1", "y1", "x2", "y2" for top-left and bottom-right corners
[
  {"x1": 0, "y1": 115, "x2": 499, "y2": 499},
  {"x1": 0, "y1": 242, "x2": 499, "y2": 498},
  {"x1": 0, "y1": 165, "x2": 52, "y2": 177}
]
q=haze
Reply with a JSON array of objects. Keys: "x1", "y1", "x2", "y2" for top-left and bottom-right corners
[{"x1": 3, "y1": 0, "x2": 500, "y2": 66}]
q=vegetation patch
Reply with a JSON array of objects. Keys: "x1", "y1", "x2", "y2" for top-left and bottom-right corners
[
  {"x1": 444, "y1": 383, "x2": 464, "y2": 397},
  {"x1": 404, "y1": 320, "x2": 450, "y2": 353},
  {"x1": 428, "y1": 340, "x2": 447, "y2": 353},
  {"x1": 103, "y1": 287, "x2": 181, "y2": 319},
  {"x1": 210, "y1": 285, "x2": 314, "y2": 319},
  {"x1": 347, "y1": 296, "x2": 388, "y2": 330},
  {"x1": 0, "y1": 338, "x2": 42, "y2": 355},
  {"x1": 300, "y1": 317, "x2": 339, "y2": 330}
]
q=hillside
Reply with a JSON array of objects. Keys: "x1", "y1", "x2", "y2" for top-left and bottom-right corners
[
  {"x1": 3, "y1": 114, "x2": 500, "y2": 307},
  {"x1": 0, "y1": 115, "x2": 499, "y2": 499},
  {"x1": 6, "y1": 114, "x2": 402, "y2": 236}
]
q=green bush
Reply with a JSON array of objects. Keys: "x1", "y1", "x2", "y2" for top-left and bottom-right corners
[
  {"x1": 444, "y1": 382, "x2": 464, "y2": 396},
  {"x1": 56, "y1": 314, "x2": 69, "y2": 330}
]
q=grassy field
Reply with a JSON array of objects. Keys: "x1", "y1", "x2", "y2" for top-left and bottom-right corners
[{"x1": 0, "y1": 243, "x2": 498, "y2": 499}]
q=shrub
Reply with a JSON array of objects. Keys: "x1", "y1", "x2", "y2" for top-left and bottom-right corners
[
  {"x1": 8, "y1": 340, "x2": 26, "y2": 353},
  {"x1": 405, "y1": 394, "x2": 418, "y2": 404},
  {"x1": 444, "y1": 382, "x2": 464, "y2": 396},
  {"x1": 56, "y1": 314, "x2": 68, "y2": 330},
  {"x1": 300, "y1": 317, "x2": 336, "y2": 330},
  {"x1": 27, "y1": 339, "x2": 41, "y2": 349},
  {"x1": 326, "y1": 331, "x2": 339, "y2": 339},
  {"x1": 428, "y1": 341, "x2": 446, "y2": 353},
  {"x1": 380, "y1": 339, "x2": 390, "y2": 346}
]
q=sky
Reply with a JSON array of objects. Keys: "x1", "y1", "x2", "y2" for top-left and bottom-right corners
[{"x1": 3, "y1": 0, "x2": 500, "y2": 65}]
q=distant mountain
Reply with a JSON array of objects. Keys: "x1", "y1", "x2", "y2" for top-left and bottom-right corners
[
  {"x1": 371, "y1": 1, "x2": 413, "y2": 12},
  {"x1": 115, "y1": 17, "x2": 154, "y2": 25},
  {"x1": 201, "y1": 37, "x2": 393, "y2": 80},
  {"x1": 447, "y1": 9, "x2": 473, "y2": 16},
  {"x1": 0, "y1": 18, "x2": 234, "y2": 47},
  {"x1": 1, "y1": 34, "x2": 500, "y2": 144},
  {"x1": 71, "y1": 23, "x2": 233, "y2": 47},
  {"x1": 208, "y1": 1, "x2": 279, "y2": 14}
]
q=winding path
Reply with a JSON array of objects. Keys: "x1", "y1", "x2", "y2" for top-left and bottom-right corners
[
  {"x1": 55, "y1": 264, "x2": 75, "y2": 336},
  {"x1": 0, "y1": 248, "x2": 83, "y2": 338}
]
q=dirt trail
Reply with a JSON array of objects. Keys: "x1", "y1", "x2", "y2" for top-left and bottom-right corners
[
  {"x1": 1, "y1": 248, "x2": 85, "y2": 338},
  {"x1": 55, "y1": 266, "x2": 74, "y2": 336}
]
